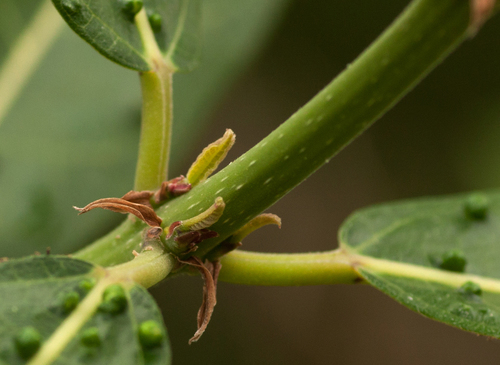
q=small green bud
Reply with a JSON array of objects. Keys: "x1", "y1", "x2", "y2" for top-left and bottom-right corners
[
  {"x1": 459, "y1": 281, "x2": 482, "y2": 296},
  {"x1": 138, "y1": 320, "x2": 163, "y2": 348},
  {"x1": 79, "y1": 278, "x2": 96, "y2": 293},
  {"x1": 81, "y1": 327, "x2": 101, "y2": 347},
  {"x1": 121, "y1": 0, "x2": 143, "y2": 20},
  {"x1": 148, "y1": 12, "x2": 162, "y2": 33},
  {"x1": 14, "y1": 327, "x2": 42, "y2": 360},
  {"x1": 440, "y1": 249, "x2": 466, "y2": 272},
  {"x1": 99, "y1": 284, "x2": 127, "y2": 314},
  {"x1": 63, "y1": 291, "x2": 80, "y2": 314},
  {"x1": 464, "y1": 193, "x2": 488, "y2": 220}
]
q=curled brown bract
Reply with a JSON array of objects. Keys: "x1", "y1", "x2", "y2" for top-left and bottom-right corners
[
  {"x1": 121, "y1": 190, "x2": 154, "y2": 208},
  {"x1": 178, "y1": 257, "x2": 220, "y2": 344},
  {"x1": 73, "y1": 197, "x2": 162, "y2": 227}
]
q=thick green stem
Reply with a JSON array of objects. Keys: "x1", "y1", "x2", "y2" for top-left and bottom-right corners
[
  {"x1": 109, "y1": 247, "x2": 176, "y2": 288},
  {"x1": 134, "y1": 68, "x2": 173, "y2": 190},
  {"x1": 74, "y1": 216, "x2": 143, "y2": 264},
  {"x1": 133, "y1": 9, "x2": 174, "y2": 191},
  {"x1": 76, "y1": 0, "x2": 489, "y2": 269},
  {"x1": 218, "y1": 249, "x2": 359, "y2": 286}
]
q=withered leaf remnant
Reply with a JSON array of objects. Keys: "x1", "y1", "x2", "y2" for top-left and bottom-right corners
[
  {"x1": 74, "y1": 197, "x2": 162, "y2": 227},
  {"x1": 178, "y1": 257, "x2": 221, "y2": 344}
]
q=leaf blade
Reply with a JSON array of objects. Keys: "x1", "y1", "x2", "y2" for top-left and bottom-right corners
[
  {"x1": 341, "y1": 190, "x2": 500, "y2": 338},
  {"x1": 51, "y1": 0, "x2": 201, "y2": 71},
  {"x1": 51, "y1": 0, "x2": 150, "y2": 71},
  {"x1": 0, "y1": 256, "x2": 170, "y2": 365}
]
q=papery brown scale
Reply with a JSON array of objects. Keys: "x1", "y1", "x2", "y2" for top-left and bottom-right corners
[
  {"x1": 73, "y1": 198, "x2": 162, "y2": 227},
  {"x1": 121, "y1": 190, "x2": 154, "y2": 208},
  {"x1": 154, "y1": 176, "x2": 191, "y2": 204},
  {"x1": 168, "y1": 221, "x2": 182, "y2": 237},
  {"x1": 178, "y1": 257, "x2": 219, "y2": 344},
  {"x1": 168, "y1": 183, "x2": 192, "y2": 196}
]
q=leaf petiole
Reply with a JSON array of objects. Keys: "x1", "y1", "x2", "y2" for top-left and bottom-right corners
[{"x1": 218, "y1": 249, "x2": 360, "y2": 286}]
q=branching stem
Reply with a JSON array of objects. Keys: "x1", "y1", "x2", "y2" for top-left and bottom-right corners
[{"x1": 76, "y1": 0, "x2": 496, "y2": 279}]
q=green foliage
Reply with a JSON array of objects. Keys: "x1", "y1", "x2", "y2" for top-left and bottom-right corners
[
  {"x1": 14, "y1": 327, "x2": 42, "y2": 360},
  {"x1": 341, "y1": 190, "x2": 500, "y2": 339},
  {"x1": 120, "y1": 0, "x2": 143, "y2": 21},
  {"x1": 80, "y1": 327, "x2": 100, "y2": 347},
  {"x1": 99, "y1": 284, "x2": 127, "y2": 314},
  {"x1": 51, "y1": 0, "x2": 201, "y2": 71},
  {"x1": 79, "y1": 278, "x2": 96, "y2": 293},
  {"x1": 138, "y1": 321, "x2": 164, "y2": 349},
  {"x1": 464, "y1": 193, "x2": 489, "y2": 220},
  {"x1": 459, "y1": 281, "x2": 482, "y2": 297},
  {"x1": 62, "y1": 291, "x2": 81, "y2": 314},
  {"x1": 0, "y1": 256, "x2": 171, "y2": 364},
  {"x1": 2, "y1": 0, "x2": 500, "y2": 363},
  {"x1": 439, "y1": 249, "x2": 467, "y2": 272}
]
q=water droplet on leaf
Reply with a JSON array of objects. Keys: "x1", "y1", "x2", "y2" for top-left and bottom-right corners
[
  {"x1": 79, "y1": 278, "x2": 96, "y2": 293},
  {"x1": 81, "y1": 327, "x2": 100, "y2": 347},
  {"x1": 449, "y1": 303, "x2": 475, "y2": 319},
  {"x1": 464, "y1": 193, "x2": 488, "y2": 220},
  {"x1": 63, "y1": 291, "x2": 80, "y2": 314},
  {"x1": 440, "y1": 249, "x2": 466, "y2": 272},
  {"x1": 120, "y1": 0, "x2": 143, "y2": 20},
  {"x1": 458, "y1": 281, "x2": 482, "y2": 296},
  {"x1": 138, "y1": 320, "x2": 163, "y2": 348},
  {"x1": 478, "y1": 308, "x2": 496, "y2": 323},
  {"x1": 14, "y1": 327, "x2": 42, "y2": 360},
  {"x1": 148, "y1": 12, "x2": 162, "y2": 33},
  {"x1": 99, "y1": 284, "x2": 127, "y2": 314}
]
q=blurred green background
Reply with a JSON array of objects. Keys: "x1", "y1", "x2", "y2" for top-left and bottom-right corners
[{"x1": 2, "y1": 0, "x2": 500, "y2": 364}]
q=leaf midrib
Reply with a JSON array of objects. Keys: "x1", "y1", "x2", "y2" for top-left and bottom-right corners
[{"x1": 351, "y1": 253, "x2": 500, "y2": 294}]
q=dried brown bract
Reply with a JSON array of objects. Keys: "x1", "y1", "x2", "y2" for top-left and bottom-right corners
[
  {"x1": 178, "y1": 257, "x2": 220, "y2": 344},
  {"x1": 121, "y1": 190, "x2": 154, "y2": 208},
  {"x1": 154, "y1": 176, "x2": 191, "y2": 204},
  {"x1": 74, "y1": 198, "x2": 162, "y2": 227}
]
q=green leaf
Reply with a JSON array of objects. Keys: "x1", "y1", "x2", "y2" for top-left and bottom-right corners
[
  {"x1": 0, "y1": 256, "x2": 170, "y2": 364},
  {"x1": 340, "y1": 190, "x2": 500, "y2": 338},
  {"x1": 51, "y1": 0, "x2": 200, "y2": 71}
]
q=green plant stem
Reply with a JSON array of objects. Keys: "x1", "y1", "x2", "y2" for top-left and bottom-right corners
[
  {"x1": 133, "y1": 10, "x2": 174, "y2": 191},
  {"x1": 109, "y1": 247, "x2": 176, "y2": 288},
  {"x1": 218, "y1": 249, "x2": 359, "y2": 286},
  {"x1": 74, "y1": 216, "x2": 143, "y2": 264},
  {"x1": 76, "y1": 0, "x2": 490, "y2": 270},
  {"x1": 134, "y1": 68, "x2": 173, "y2": 191}
]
